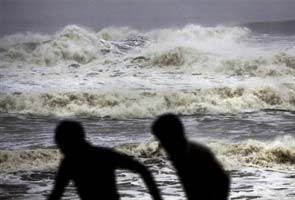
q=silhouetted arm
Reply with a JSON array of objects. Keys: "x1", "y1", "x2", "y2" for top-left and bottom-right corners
[
  {"x1": 136, "y1": 163, "x2": 163, "y2": 200},
  {"x1": 115, "y1": 153, "x2": 163, "y2": 200},
  {"x1": 48, "y1": 160, "x2": 70, "y2": 200}
]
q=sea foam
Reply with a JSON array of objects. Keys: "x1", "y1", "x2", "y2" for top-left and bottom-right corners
[
  {"x1": 0, "y1": 24, "x2": 255, "y2": 65},
  {"x1": 1, "y1": 24, "x2": 294, "y2": 117},
  {"x1": 0, "y1": 86, "x2": 294, "y2": 118},
  {"x1": 1, "y1": 136, "x2": 294, "y2": 172}
]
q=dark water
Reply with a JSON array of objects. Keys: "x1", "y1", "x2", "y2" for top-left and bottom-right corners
[
  {"x1": 0, "y1": 110, "x2": 295, "y2": 199},
  {"x1": 1, "y1": 110, "x2": 294, "y2": 150}
]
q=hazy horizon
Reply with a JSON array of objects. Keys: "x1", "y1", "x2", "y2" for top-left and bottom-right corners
[{"x1": 1, "y1": 0, "x2": 295, "y2": 35}]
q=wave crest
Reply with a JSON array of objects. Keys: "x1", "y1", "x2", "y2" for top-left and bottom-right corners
[
  {"x1": 115, "y1": 136, "x2": 295, "y2": 170},
  {"x1": 1, "y1": 24, "x2": 294, "y2": 77},
  {"x1": 0, "y1": 24, "x2": 250, "y2": 66},
  {"x1": 0, "y1": 25, "x2": 103, "y2": 65},
  {"x1": 1, "y1": 136, "x2": 294, "y2": 172},
  {"x1": 0, "y1": 86, "x2": 294, "y2": 118},
  {"x1": 0, "y1": 149, "x2": 60, "y2": 172},
  {"x1": 216, "y1": 135, "x2": 295, "y2": 169}
]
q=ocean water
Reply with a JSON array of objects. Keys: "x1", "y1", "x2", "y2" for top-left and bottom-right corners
[{"x1": 0, "y1": 21, "x2": 295, "y2": 199}]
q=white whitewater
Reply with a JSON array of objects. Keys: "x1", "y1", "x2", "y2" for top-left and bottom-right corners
[{"x1": 0, "y1": 25, "x2": 295, "y2": 118}]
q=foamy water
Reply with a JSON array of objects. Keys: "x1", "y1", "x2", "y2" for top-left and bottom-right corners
[{"x1": 0, "y1": 24, "x2": 294, "y2": 118}]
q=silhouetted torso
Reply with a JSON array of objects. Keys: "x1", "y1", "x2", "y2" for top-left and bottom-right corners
[
  {"x1": 58, "y1": 145, "x2": 126, "y2": 200},
  {"x1": 152, "y1": 113, "x2": 230, "y2": 200},
  {"x1": 171, "y1": 142, "x2": 229, "y2": 200},
  {"x1": 49, "y1": 120, "x2": 162, "y2": 200}
]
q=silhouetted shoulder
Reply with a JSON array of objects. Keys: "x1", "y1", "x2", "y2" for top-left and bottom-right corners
[
  {"x1": 91, "y1": 146, "x2": 127, "y2": 158},
  {"x1": 188, "y1": 141, "x2": 226, "y2": 172},
  {"x1": 189, "y1": 141, "x2": 230, "y2": 197},
  {"x1": 91, "y1": 146, "x2": 140, "y2": 168},
  {"x1": 189, "y1": 141, "x2": 215, "y2": 159}
]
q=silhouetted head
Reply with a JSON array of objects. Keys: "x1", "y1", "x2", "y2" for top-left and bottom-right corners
[
  {"x1": 55, "y1": 120, "x2": 86, "y2": 156},
  {"x1": 152, "y1": 113, "x2": 187, "y2": 153}
]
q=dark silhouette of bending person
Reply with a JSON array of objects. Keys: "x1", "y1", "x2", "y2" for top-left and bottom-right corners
[
  {"x1": 152, "y1": 113, "x2": 230, "y2": 200},
  {"x1": 48, "y1": 120, "x2": 163, "y2": 200}
]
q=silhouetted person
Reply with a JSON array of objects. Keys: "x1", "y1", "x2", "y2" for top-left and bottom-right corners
[
  {"x1": 48, "y1": 120, "x2": 163, "y2": 200},
  {"x1": 152, "y1": 113, "x2": 230, "y2": 200}
]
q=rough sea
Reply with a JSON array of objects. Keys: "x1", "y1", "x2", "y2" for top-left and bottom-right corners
[{"x1": 0, "y1": 7, "x2": 295, "y2": 199}]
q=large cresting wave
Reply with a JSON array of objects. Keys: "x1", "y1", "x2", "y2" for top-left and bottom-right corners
[
  {"x1": 1, "y1": 24, "x2": 294, "y2": 75},
  {"x1": 1, "y1": 24, "x2": 295, "y2": 117}
]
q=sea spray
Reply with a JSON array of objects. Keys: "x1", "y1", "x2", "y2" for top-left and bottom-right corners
[{"x1": 0, "y1": 24, "x2": 256, "y2": 66}]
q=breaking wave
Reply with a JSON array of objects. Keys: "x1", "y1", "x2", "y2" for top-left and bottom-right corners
[
  {"x1": 0, "y1": 25, "x2": 102, "y2": 65},
  {"x1": 1, "y1": 136, "x2": 294, "y2": 172},
  {"x1": 0, "y1": 25, "x2": 148, "y2": 65},
  {"x1": 0, "y1": 86, "x2": 294, "y2": 118},
  {"x1": 1, "y1": 24, "x2": 294, "y2": 117},
  {"x1": 0, "y1": 149, "x2": 60, "y2": 172},
  {"x1": 116, "y1": 135, "x2": 295, "y2": 171},
  {"x1": 0, "y1": 24, "x2": 294, "y2": 77},
  {"x1": 209, "y1": 135, "x2": 295, "y2": 170}
]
